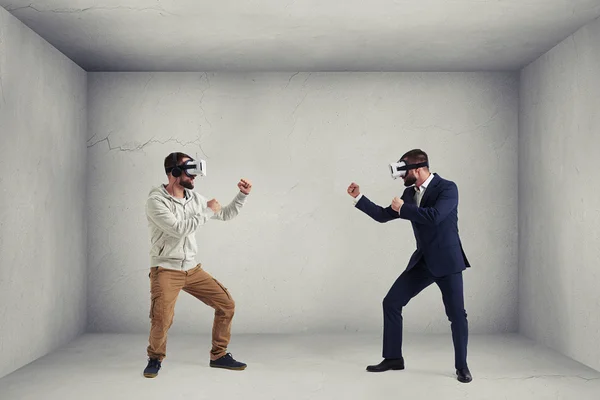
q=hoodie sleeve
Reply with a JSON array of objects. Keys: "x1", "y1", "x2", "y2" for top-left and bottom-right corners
[
  {"x1": 212, "y1": 191, "x2": 248, "y2": 221},
  {"x1": 146, "y1": 195, "x2": 213, "y2": 238}
]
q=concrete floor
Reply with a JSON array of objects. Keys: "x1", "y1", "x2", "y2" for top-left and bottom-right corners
[{"x1": 0, "y1": 333, "x2": 598, "y2": 399}]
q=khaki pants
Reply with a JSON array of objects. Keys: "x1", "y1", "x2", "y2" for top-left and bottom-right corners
[{"x1": 147, "y1": 264, "x2": 235, "y2": 361}]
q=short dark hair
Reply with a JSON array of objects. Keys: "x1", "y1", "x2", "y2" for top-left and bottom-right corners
[
  {"x1": 164, "y1": 152, "x2": 192, "y2": 174},
  {"x1": 400, "y1": 149, "x2": 428, "y2": 165}
]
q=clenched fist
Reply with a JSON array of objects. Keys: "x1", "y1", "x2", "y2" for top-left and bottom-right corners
[
  {"x1": 347, "y1": 182, "x2": 360, "y2": 198},
  {"x1": 391, "y1": 197, "x2": 404, "y2": 212},
  {"x1": 207, "y1": 199, "x2": 221, "y2": 213},
  {"x1": 238, "y1": 178, "x2": 252, "y2": 195}
]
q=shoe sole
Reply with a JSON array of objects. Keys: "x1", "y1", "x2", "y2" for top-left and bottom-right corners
[
  {"x1": 366, "y1": 366, "x2": 405, "y2": 372},
  {"x1": 144, "y1": 373, "x2": 158, "y2": 378},
  {"x1": 210, "y1": 364, "x2": 247, "y2": 370}
]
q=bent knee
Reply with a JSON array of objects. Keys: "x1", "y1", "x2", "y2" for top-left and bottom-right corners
[
  {"x1": 383, "y1": 296, "x2": 405, "y2": 310},
  {"x1": 446, "y1": 308, "x2": 467, "y2": 321},
  {"x1": 226, "y1": 298, "x2": 235, "y2": 311},
  {"x1": 217, "y1": 297, "x2": 235, "y2": 315}
]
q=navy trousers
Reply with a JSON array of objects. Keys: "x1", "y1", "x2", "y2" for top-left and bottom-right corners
[{"x1": 382, "y1": 261, "x2": 469, "y2": 369}]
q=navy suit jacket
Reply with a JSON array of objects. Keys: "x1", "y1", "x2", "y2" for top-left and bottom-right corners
[{"x1": 355, "y1": 173, "x2": 470, "y2": 277}]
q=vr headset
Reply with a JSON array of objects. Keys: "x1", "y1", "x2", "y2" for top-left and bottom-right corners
[
  {"x1": 166, "y1": 153, "x2": 207, "y2": 178},
  {"x1": 389, "y1": 159, "x2": 428, "y2": 179}
]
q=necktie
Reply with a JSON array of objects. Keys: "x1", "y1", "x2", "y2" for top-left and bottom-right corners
[{"x1": 415, "y1": 187, "x2": 424, "y2": 206}]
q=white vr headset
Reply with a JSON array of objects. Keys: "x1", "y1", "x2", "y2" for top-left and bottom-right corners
[
  {"x1": 389, "y1": 159, "x2": 429, "y2": 179},
  {"x1": 166, "y1": 153, "x2": 207, "y2": 178},
  {"x1": 183, "y1": 158, "x2": 207, "y2": 177}
]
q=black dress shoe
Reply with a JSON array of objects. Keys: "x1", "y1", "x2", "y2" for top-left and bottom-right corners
[
  {"x1": 366, "y1": 358, "x2": 405, "y2": 372},
  {"x1": 456, "y1": 367, "x2": 472, "y2": 383}
]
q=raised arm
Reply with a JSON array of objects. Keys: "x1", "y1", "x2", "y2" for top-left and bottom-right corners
[
  {"x1": 212, "y1": 191, "x2": 248, "y2": 221},
  {"x1": 355, "y1": 194, "x2": 401, "y2": 223}
]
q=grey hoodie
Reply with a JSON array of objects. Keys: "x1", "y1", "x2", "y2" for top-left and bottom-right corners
[{"x1": 145, "y1": 184, "x2": 248, "y2": 270}]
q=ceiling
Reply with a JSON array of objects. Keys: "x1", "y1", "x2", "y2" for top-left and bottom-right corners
[{"x1": 2, "y1": 0, "x2": 600, "y2": 72}]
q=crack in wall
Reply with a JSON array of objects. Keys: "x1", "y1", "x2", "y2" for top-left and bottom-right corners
[
  {"x1": 286, "y1": 73, "x2": 315, "y2": 138},
  {"x1": 287, "y1": 92, "x2": 309, "y2": 138},
  {"x1": 286, "y1": 182, "x2": 300, "y2": 194},
  {"x1": 87, "y1": 134, "x2": 208, "y2": 159},
  {"x1": 284, "y1": 72, "x2": 300, "y2": 89},
  {"x1": 6, "y1": 4, "x2": 176, "y2": 16},
  {"x1": 86, "y1": 131, "x2": 100, "y2": 145},
  {"x1": 193, "y1": 125, "x2": 210, "y2": 159},
  {"x1": 140, "y1": 73, "x2": 155, "y2": 104},
  {"x1": 198, "y1": 72, "x2": 212, "y2": 129}
]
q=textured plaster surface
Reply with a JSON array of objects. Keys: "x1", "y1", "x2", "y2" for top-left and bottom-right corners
[
  {"x1": 519, "y1": 16, "x2": 600, "y2": 372},
  {"x1": 1, "y1": 0, "x2": 600, "y2": 71},
  {"x1": 86, "y1": 71, "x2": 519, "y2": 335},
  {"x1": 0, "y1": 6, "x2": 88, "y2": 379},
  {"x1": 0, "y1": 333, "x2": 599, "y2": 399}
]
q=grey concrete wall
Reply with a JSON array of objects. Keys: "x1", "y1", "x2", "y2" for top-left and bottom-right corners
[
  {"x1": 86, "y1": 71, "x2": 519, "y2": 335},
  {"x1": 0, "y1": 7, "x2": 87, "y2": 379},
  {"x1": 519, "y1": 17, "x2": 600, "y2": 371}
]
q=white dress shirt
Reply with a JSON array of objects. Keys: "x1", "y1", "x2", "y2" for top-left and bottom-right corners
[{"x1": 414, "y1": 172, "x2": 434, "y2": 206}]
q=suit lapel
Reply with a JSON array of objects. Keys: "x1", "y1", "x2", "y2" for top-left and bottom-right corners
[
  {"x1": 419, "y1": 173, "x2": 440, "y2": 207},
  {"x1": 405, "y1": 186, "x2": 417, "y2": 205}
]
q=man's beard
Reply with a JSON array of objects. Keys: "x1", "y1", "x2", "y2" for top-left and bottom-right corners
[
  {"x1": 403, "y1": 175, "x2": 416, "y2": 187},
  {"x1": 180, "y1": 179, "x2": 194, "y2": 189}
]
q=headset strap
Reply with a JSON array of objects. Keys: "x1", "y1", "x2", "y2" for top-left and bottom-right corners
[{"x1": 396, "y1": 161, "x2": 429, "y2": 171}]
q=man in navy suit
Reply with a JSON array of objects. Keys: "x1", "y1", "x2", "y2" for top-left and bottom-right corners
[{"x1": 347, "y1": 149, "x2": 472, "y2": 383}]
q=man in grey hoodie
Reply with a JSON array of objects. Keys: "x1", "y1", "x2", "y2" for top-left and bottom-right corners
[{"x1": 143, "y1": 151, "x2": 252, "y2": 378}]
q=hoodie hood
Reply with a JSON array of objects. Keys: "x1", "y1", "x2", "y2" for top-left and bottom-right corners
[{"x1": 149, "y1": 184, "x2": 192, "y2": 203}]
